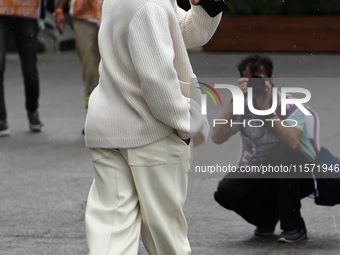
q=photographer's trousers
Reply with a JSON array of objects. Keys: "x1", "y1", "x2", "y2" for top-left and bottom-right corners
[{"x1": 214, "y1": 147, "x2": 315, "y2": 231}]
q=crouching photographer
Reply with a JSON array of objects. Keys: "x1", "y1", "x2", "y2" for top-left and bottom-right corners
[{"x1": 212, "y1": 55, "x2": 317, "y2": 243}]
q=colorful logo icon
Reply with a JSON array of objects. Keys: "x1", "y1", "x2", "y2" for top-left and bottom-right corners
[{"x1": 197, "y1": 82, "x2": 222, "y2": 106}]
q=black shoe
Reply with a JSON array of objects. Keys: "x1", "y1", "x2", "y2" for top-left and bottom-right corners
[
  {"x1": 27, "y1": 111, "x2": 43, "y2": 132},
  {"x1": 278, "y1": 226, "x2": 308, "y2": 243},
  {"x1": 0, "y1": 120, "x2": 10, "y2": 137},
  {"x1": 254, "y1": 217, "x2": 280, "y2": 236}
]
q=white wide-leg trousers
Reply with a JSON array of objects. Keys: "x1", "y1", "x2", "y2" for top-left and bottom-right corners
[{"x1": 85, "y1": 132, "x2": 192, "y2": 255}]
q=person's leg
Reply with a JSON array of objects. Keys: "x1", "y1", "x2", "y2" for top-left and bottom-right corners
[
  {"x1": 265, "y1": 147, "x2": 314, "y2": 231},
  {"x1": 273, "y1": 178, "x2": 304, "y2": 230},
  {"x1": 0, "y1": 17, "x2": 10, "y2": 125},
  {"x1": 215, "y1": 172, "x2": 278, "y2": 229},
  {"x1": 11, "y1": 17, "x2": 42, "y2": 131},
  {"x1": 72, "y1": 19, "x2": 100, "y2": 110},
  {"x1": 264, "y1": 146, "x2": 314, "y2": 242},
  {"x1": 85, "y1": 148, "x2": 141, "y2": 255},
  {"x1": 120, "y1": 132, "x2": 192, "y2": 255},
  {"x1": 299, "y1": 178, "x2": 315, "y2": 199},
  {"x1": 12, "y1": 17, "x2": 40, "y2": 114}
]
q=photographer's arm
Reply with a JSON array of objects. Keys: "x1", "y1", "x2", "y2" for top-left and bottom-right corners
[
  {"x1": 212, "y1": 78, "x2": 248, "y2": 144},
  {"x1": 254, "y1": 81, "x2": 302, "y2": 150},
  {"x1": 267, "y1": 115, "x2": 302, "y2": 150},
  {"x1": 211, "y1": 103, "x2": 237, "y2": 144}
]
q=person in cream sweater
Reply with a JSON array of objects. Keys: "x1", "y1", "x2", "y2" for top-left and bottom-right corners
[{"x1": 84, "y1": 0, "x2": 221, "y2": 254}]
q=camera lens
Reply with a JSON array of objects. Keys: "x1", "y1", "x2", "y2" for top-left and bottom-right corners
[{"x1": 247, "y1": 75, "x2": 266, "y2": 95}]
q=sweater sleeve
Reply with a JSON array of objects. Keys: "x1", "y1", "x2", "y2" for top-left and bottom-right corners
[
  {"x1": 127, "y1": 3, "x2": 205, "y2": 140},
  {"x1": 175, "y1": 4, "x2": 222, "y2": 49}
]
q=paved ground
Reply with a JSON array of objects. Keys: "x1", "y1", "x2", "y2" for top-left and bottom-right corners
[{"x1": 0, "y1": 50, "x2": 339, "y2": 255}]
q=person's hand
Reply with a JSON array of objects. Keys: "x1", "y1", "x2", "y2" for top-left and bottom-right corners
[
  {"x1": 182, "y1": 138, "x2": 190, "y2": 145},
  {"x1": 55, "y1": 13, "x2": 66, "y2": 34},
  {"x1": 190, "y1": 0, "x2": 222, "y2": 5},
  {"x1": 253, "y1": 81, "x2": 273, "y2": 110},
  {"x1": 237, "y1": 77, "x2": 249, "y2": 95}
]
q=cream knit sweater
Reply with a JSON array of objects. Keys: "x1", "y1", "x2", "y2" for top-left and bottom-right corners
[{"x1": 85, "y1": 0, "x2": 221, "y2": 148}]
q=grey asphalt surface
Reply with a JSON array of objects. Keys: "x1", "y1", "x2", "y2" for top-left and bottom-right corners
[{"x1": 0, "y1": 50, "x2": 339, "y2": 255}]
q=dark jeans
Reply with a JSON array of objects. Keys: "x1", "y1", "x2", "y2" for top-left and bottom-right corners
[
  {"x1": 214, "y1": 147, "x2": 315, "y2": 231},
  {"x1": 0, "y1": 16, "x2": 40, "y2": 122}
]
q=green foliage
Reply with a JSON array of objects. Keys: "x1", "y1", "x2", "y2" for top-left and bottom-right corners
[{"x1": 223, "y1": 0, "x2": 340, "y2": 15}]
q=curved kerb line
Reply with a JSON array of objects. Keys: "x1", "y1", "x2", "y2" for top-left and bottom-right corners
[
  {"x1": 197, "y1": 82, "x2": 223, "y2": 106},
  {"x1": 197, "y1": 87, "x2": 217, "y2": 106}
]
